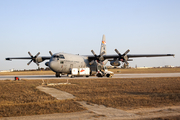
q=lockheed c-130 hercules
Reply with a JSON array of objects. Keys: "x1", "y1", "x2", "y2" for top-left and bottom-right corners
[{"x1": 6, "y1": 35, "x2": 175, "y2": 77}]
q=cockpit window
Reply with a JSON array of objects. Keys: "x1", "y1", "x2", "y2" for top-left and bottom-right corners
[
  {"x1": 53, "y1": 54, "x2": 65, "y2": 59},
  {"x1": 59, "y1": 55, "x2": 65, "y2": 59},
  {"x1": 53, "y1": 55, "x2": 59, "y2": 58}
]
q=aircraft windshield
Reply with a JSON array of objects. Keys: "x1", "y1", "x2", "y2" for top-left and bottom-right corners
[
  {"x1": 59, "y1": 55, "x2": 65, "y2": 59},
  {"x1": 53, "y1": 55, "x2": 65, "y2": 59}
]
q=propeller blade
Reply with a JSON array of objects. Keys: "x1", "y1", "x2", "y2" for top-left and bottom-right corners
[
  {"x1": 124, "y1": 60, "x2": 129, "y2": 65},
  {"x1": 123, "y1": 49, "x2": 130, "y2": 56},
  {"x1": 89, "y1": 60, "x2": 94, "y2": 65},
  {"x1": 27, "y1": 60, "x2": 33, "y2": 65},
  {"x1": 35, "y1": 52, "x2": 40, "y2": 57},
  {"x1": 36, "y1": 62, "x2": 39, "y2": 66},
  {"x1": 102, "y1": 59, "x2": 108, "y2": 65},
  {"x1": 115, "y1": 49, "x2": 121, "y2": 56},
  {"x1": 99, "y1": 56, "x2": 104, "y2": 61},
  {"x1": 91, "y1": 50, "x2": 97, "y2": 57},
  {"x1": 49, "y1": 51, "x2": 53, "y2": 56},
  {"x1": 123, "y1": 55, "x2": 129, "y2": 65},
  {"x1": 28, "y1": 52, "x2": 33, "y2": 57},
  {"x1": 100, "y1": 51, "x2": 105, "y2": 57},
  {"x1": 99, "y1": 51, "x2": 105, "y2": 61},
  {"x1": 95, "y1": 60, "x2": 99, "y2": 65}
]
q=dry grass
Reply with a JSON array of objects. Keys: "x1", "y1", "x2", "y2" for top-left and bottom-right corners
[
  {"x1": 0, "y1": 100, "x2": 83, "y2": 117},
  {"x1": 0, "y1": 80, "x2": 85, "y2": 117},
  {"x1": 0, "y1": 77, "x2": 180, "y2": 117},
  {"x1": 51, "y1": 77, "x2": 180, "y2": 110},
  {"x1": 150, "y1": 116, "x2": 180, "y2": 120}
]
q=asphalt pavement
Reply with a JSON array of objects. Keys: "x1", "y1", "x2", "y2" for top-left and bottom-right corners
[{"x1": 0, "y1": 73, "x2": 180, "y2": 80}]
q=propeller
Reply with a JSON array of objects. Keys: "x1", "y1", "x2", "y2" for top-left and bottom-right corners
[
  {"x1": 89, "y1": 50, "x2": 109, "y2": 72},
  {"x1": 89, "y1": 50, "x2": 105, "y2": 65},
  {"x1": 115, "y1": 49, "x2": 130, "y2": 65},
  {"x1": 27, "y1": 52, "x2": 40, "y2": 66}
]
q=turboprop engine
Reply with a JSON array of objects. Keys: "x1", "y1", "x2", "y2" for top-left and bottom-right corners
[
  {"x1": 110, "y1": 59, "x2": 121, "y2": 66},
  {"x1": 27, "y1": 52, "x2": 43, "y2": 66}
]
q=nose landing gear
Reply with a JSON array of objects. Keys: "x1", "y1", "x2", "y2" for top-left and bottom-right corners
[{"x1": 56, "y1": 73, "x2": 61, "y2": 77}]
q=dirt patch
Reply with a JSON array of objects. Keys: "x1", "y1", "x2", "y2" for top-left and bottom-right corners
[
  {"x1": 77, "y1": 101, "x2": 137, "y2": 118},
  {"x1": 37, "y1": 85, "x2": 75, "y2": 100},
  {"x1": 127, "y1": 106, "x2": 180, "y2": 120}
]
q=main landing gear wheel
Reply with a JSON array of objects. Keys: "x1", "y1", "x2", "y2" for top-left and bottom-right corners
[
  {"x1": 106, "y1": 74, "x2": 112, "y2": 78},
  {"x1": 106, "y1": 74, "x2": 110, "y2": 77},
  {"x1": 55, "y1": 73, "x2": 61, "y2": 77},
  {"x1": 96, "y1": 73, "x2": 103, "y2": 77}
]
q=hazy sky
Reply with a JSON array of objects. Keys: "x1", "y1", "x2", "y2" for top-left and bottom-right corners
[{"x1": 0, "y1": 0, "x2": 179, "y2": 70}]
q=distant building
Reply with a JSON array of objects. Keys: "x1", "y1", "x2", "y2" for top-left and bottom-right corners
[
  {"x1": 164, "y1": 65, "x2": 174, "y2": 68},
  {"x1": 0, "y1": 69, "x2": 14, "y2": 72}
]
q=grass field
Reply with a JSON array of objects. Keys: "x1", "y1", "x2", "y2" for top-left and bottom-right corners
[
  {"x1": 0, "y1": 68, "x2": 180, "y2": 75},
  {"x1": 0, "y1": 80, "x2": 85, "y2": 117},
  {"x1": 0, "y1": 77, "x2": 180, "y2": 117},
  {"x1": 52, "y1": 77, "x2": 180, "y2": 110}
]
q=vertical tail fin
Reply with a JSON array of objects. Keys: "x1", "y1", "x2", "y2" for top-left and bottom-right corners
[{"x1": 100, "y1": 34, "x2": 106, "y2": 55}]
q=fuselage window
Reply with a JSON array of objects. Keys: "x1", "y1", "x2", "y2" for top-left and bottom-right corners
[
  {"x1": 60, "y1": 61, "x2": 64, "y2": 64},
  {"x1": 59, "y1": 55, "x2": 65, "y2": 59}
]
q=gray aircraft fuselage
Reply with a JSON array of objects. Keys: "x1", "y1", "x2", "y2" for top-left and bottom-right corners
[{"x1": 49, "y1": 52, "x2": 91, "y2": 74}]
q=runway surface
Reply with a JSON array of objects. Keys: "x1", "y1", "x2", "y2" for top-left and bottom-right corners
[{"x1": 0, "y1": 73, "x2": 180, "y2": 80}]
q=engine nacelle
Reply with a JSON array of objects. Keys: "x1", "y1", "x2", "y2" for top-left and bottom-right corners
[
  {"x1": 110, "y1": 60, "x2": 120, "y2": 66},
  {"x1": 36, "y1": 57, "x2": 43, "y2": 63}
]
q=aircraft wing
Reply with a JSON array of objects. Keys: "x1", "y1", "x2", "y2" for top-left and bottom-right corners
[
  {"x1": 105, "y1": 54, "x2": 175, "y2": 59},
  {"x1": 87, "y1": 54, "x2": 175, "y2": 61},
  {"x1": 5, "y1": 56, "x2": 51, "y2": 66},
  {"x1": 6, "y1": 51, "x2": 52, "y2": 64},
  {"x1": 5, "y1": 57, "x2": 51, "y2": 61}
]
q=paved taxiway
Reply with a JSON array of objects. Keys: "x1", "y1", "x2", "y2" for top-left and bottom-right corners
[{"x1": 0, "y1": 73, "x2": 180, "y2": 80}]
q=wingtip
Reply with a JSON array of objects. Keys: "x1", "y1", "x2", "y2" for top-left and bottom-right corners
[
  {"x1": 5, "y1": 58, "x2": 11, "y2": 61},
  {"x1": 167, "y1": 54, "x2": 175, "y2": 57}
]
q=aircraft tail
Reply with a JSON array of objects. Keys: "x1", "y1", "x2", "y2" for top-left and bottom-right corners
[{"x1": 100, "y1": 34, "x2": 106, "y2": 55}]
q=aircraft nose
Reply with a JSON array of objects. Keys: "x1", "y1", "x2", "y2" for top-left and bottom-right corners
[{"x1": 49, "y1": 61, "x2": 57, "y2": 72}]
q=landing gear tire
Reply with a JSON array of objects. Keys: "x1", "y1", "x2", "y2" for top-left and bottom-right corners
[
  {"x1": 68, "y1": 74, "x2": 74, "y2": 78},
  {"x1": 106, "y1": 74, "x2": 110, "y2": 78},
  {"x1": 55, "y1": 73, "x2": 61, "y2": 77},
  {"x1": 96, "y1": 73, "x2": 103, "y2": 77}
]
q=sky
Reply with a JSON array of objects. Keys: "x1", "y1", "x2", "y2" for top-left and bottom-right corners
[{"x1": 0, "y1": 0, "x2": 180, "y2": 70}]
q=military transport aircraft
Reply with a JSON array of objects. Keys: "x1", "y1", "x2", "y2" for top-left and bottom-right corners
[{"x1": 6, "y1": 35, "x2": 175, "y2": 77}]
